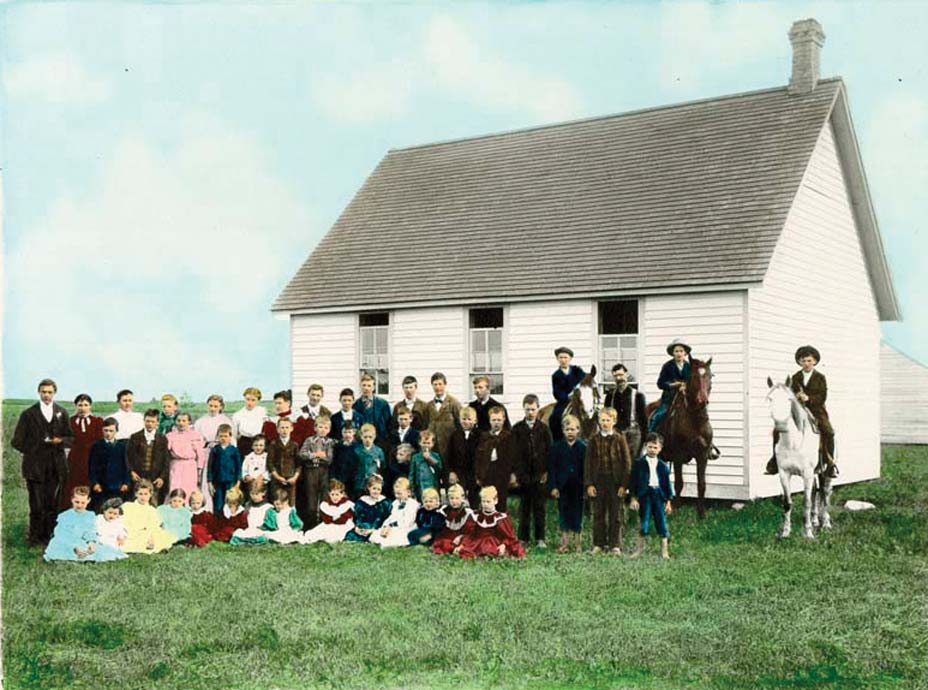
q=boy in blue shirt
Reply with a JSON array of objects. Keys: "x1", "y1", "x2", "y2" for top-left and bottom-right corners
[
  {"x1": 89, "y1": 418, "x2": 130, "y2": 509},
  {"x1": 629, "y1": 432, "x2": 673, "y2": 559},
  {"x1": 208, "y1": 424, "x2": 242, "y2": 516}
]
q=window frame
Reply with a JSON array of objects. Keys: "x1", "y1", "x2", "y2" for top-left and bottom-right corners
[
  {"x1": 358, "y1": 312, "x2": 391, "y2": 396},
  {"x1": 467, "y1": 306, "x2": 506, "y2": 396}
]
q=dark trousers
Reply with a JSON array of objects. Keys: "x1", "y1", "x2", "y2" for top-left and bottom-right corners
[
  {"x1": 212, "y1": 481, "x2": 235, "y2": 516},
  {"x1": 301, "y1": 467, "x2": 328, "y2": 529},
  {"x1": 591, "y1": 477, "x2": 625, "y2": 548},
  {"x1": 493, "y1": 485, "x2": 510, "y2": 516},
  {"x1": 518, "y1": 480, "x2": 547, "y2": 542},
  {"x1": 465, "y1": 482, "x2": 480, "y2": 512},
  {"x1": 557, "y1": 481, "x2": 584, "y2": 533},
  {"x1": 639, "y1": 488, "x2": 669, "y2": 538},
  {"x1": 27, "y1": 479, "x2": 61, "y2": 544}
]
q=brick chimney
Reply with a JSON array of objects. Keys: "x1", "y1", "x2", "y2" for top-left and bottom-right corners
[{"x1": 788, "y1": 18, "x2": 825, "y2": 95}]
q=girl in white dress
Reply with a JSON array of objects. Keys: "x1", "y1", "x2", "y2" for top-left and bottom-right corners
[
  {"x1": 304, "y1": 480, "x2": 355, "y2": 544},
  {"x1": 370, "y1": 477, "x2": 419, "y2": 549}
]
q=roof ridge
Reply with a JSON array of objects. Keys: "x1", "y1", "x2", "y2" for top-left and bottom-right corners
[{"x1": 390, "y1": 77, "x2": 844, "y2": 154}]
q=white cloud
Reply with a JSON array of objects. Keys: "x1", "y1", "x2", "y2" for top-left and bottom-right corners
[
  {"x1": 424, "y1": 15, "x2": 584, "y2": 122},
  {"x1": 3, "y1": 53, "x2": 110, "y2": 105},
  {"x1": 6, "y1": 113, "x2": 314, "y2": 397},
  {"x1": 310, "y1": 62, "x2": 414, "y2": 123}
]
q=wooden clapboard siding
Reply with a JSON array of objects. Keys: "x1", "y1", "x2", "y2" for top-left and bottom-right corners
[
  {"x1": 880, "y1": 342, "x2": 928, "y2": 444},
  {"x1": 748, "y1": 120, "x2": 881, "y2": 497},
  {"x1": 642, "y1": 291, "x2": 748, "y2": 499},
  {"x1": 390, "y1": 307, "x2": 467, "y2": 405},
  {"x1": 506, "y1": 300, "x2": 596, "y2": 421},
  {"x1": 290, "y1": 313, "x2": 358, "y2": 412}
]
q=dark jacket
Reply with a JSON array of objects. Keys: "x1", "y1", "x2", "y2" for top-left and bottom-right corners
[
  {"x1": 329, "y1": 409, "x2": 364, "y2": 440},
  {"x1": 584, "y1": 433, "x2": 631, "y2": 489},
  {"x1": 88, "y1": 439, "x2": 130, "y2": 490},
  {"x1": 446, "y1": 427, "x2": 483, "y2": 486},
  {"x1": 657, "y1": 359, "x2": 691, "y2": 404},
  {"x1": 391, "y1": 399, "x2": 429, "y2": 431},
  {"x1": 791, "y1": 369, "x2": 833, "y2": 434},
  {"x1": 475, "y1": 429, "x2": 515, "y2": 490},
  {"x1": 628, "y1": 455, "x2": 674, "y2": 502},
  {"x1": 603, "y1": 385, "x2": 648, "y2": 432},
  {"x1": 469, "y1": 397, "x2": 511, "y2": 432},
  {"x1": 511, "y1": 419, "x2": 552, "y2": 484},
  {"x1": 126, "y1": 429, "x2": 169, "y2": 484},
  {"x1": 11, "y1": 402, "x2": 73, "y2": 482},
  {"x1": 268, "y1": 438, "x2": 300, "y2": 479},
  {"x1": 547, "y1": 439, "x2": 586, "y2": 491},
  {"x1": 552, "y1": 365, "x2": 585, "y2": 403},
  {"x1": 208, "y1": 444, "x2": 243, "y2": 484},
  {"x1": 353, "y1": 396, "x2": 392, "y2": 440},
  {"x1": 388, "y1": 426, "x2": 421, "y2": 455}
]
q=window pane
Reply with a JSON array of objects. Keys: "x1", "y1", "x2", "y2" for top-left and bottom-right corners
[
  {"x1": 361, "y1": 328, "x2": 374, "y2": 352},
  {"x1": 360, "y1": 312, "x2": 389, "y2": 327},
  {"x1": 489, "y1": 373, "x2": 504, "y2": 395},
  {"x1": 375, "y1": 327, "x2": 388, "y2": 352},
  {"x1": 599, "y1": 301, "x2": 638, "y2": 334},
  {"x1": 471, "y1": 330, "x2": 487, "y2": 353},
  {"x1": 488, "y1": 329, "x2": 502, "y2": 350},
  {"x1": 469, "y1": 307, "x2": 503, "y2": 329}
]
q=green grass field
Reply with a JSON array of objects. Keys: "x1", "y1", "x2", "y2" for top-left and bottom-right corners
[{"x1": 2, "y1": 399, "x2": 926, "y2": 689}]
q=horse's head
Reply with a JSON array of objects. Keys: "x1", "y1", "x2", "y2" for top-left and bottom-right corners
[
  {"x1": 766, "y1": 376, "x2": 801, "y2": 432},
  {"x1": 571, "y1": 365, "x2": 600, "y2": 422},
  {"x1": 688, "y1": 357, "x2": 713, "y2": 407}
]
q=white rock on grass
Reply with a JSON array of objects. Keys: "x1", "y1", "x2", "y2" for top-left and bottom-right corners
[
  {"x1": 844, "y1": 500, "x2": 876, "y2": 511},
  {"x1": 732, "y1": 502, "x2": 745, "y2": 511}
]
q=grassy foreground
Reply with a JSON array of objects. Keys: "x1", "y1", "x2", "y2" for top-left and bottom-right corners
[{"x1": 2, "y1": 400, "x2": 926, "y2": 690}]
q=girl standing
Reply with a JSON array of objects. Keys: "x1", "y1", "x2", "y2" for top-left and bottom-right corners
[{"x1": 61, "y1": 394, "x2": 104, "y2": 510}]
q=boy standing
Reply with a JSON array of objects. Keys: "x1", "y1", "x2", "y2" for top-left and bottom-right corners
[
  {"x1": 469, "y1": 376, "x2": 510, "y2": 431},
  {"x1": 331, "y1": 424, "x2": 359, "y2": 496},
  {"x1": 409, "y1": 430, "x2": 443, "y2": 501},
  {"x1": 475, "y1": 407, "x2": 516, "y2": 515},
  {"x1": 548, "y1": 415, "x2": 586, "y2": 553},
  {"x1": 297, "y1": 415, "x2": 336, "y2": 528},
  {"x1": 294, "y1": 384, "x2": 332, "y2": 444},
  {"x1": 392, "y1": 375, "x2": 429, "y2": 430},
  {"x1": 268, "y1": 418, "x2": 300, "y2": 507},
  {"x1": 447, "y1": 407, "x2": 482, "y2": 508},
  {"x1": 354, "y1": 373, "x2": 392, "y2": 444},
  {"x1": 111, "y1": 389, "x2": 144, "y2": 440},
  {"x1": 12, "y1": 379, "x2": 73, "y2": 545},
  {"x1": 158, "y1": 394, "x2": 179, "y2": 435},
  {"x1": 511, "y1": 394, "x2": 552, "y2": 548},
  {"x1": 603, "y1": 364, "x2": 647, "y2": 458},
  {"x1": 585, "y1": 407, "x2": 632, "y2": 555},
  {"x1": 424, "y1": 372, "x2": 462, "y2": 458},
  {"x1": 89, "y1": 418, "x2": 131, "y2": 509},
  {"x1": 388, "y1": 408, "x2": 420, "y2": 457},
  {"x1": 127, "y1": 409, "x2": 169, "y2": 505},
  {"x1": 629, "y1": 433, "x2": 673, "y2": 560},
  {"x1": 330, "y1": 388, "x2": 364, "y2": 440},
  {"x1": 208, "y1": 424, "x2": 243, "y2": 517}
]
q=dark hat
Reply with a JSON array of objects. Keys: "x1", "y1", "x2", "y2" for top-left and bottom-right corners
[
  {"x1": 554, "y1": 347, "x2": 574, "y2": 358},
  {"x1": 795, "y1": 345, "x2": 821, "y2": 364},
  {"x1": 666, "y1": 338, "x2": 692, "y2": 356}
]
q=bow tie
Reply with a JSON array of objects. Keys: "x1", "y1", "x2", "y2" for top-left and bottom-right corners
[{"x1": 433, "y1": 398, "x2": 443, "y2": 405}]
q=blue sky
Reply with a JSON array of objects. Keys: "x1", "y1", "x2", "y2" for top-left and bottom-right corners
[{"x1": 2, "y1": 1, "x2": 926, "y2": 403}]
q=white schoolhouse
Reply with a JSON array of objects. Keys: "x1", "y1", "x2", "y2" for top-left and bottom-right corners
[{"x1": 273, "y1": 19, "x2": 899, "y2": 500}]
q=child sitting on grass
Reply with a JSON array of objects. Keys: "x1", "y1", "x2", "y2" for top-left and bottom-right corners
[
  {"x1": 304, "y1": 479, "x2": 355, "y2": 544},
  {"x1": 345, "y1": 475, "x2": 392, "y2": 543},
  {"x1": 432, "y1": 484, "x2": 474, "y2": 555},
  {"x1": 214, "y1": 486, "x2": 248, "y2": 543},
  {"x1": 370, "y1": 477, "x2": 419, "y2": 549},
  {"x1": 44, "y1": 487, "x2": 126, "y2": 562},
  {"x1": 95, "y1": 497, "x2": 128, "y2": 556},
  {"x1": 230, "y1": 483, "x2": 273, "y2": 546},
  {"x1": 408, "y1": 487, "x2": 446, "y2": 547},
  {"x1": 189, "y1": 489, "x2": 217, "y2": 547},
  {"x1": 629, "y1": 432, "x2": 673, "y2": 560},
  {"x1": 158, "y1": 488, "x2": 192, "y2": 544},
  {"x1": 260, "y1": 487, "x2": 305, "y2": 545},
  {"x1": 453, "y1": 485, "x2": 525, "y2": 560},
  {"x1": 122, "y1": 480, "x2": 176, "y2": 554}
]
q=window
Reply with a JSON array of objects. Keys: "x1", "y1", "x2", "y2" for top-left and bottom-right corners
[
  {"x1": 359, "y1": 312, "x2": 389, "y2": 395},
  {"x1": 469, "y1": 307, "x2": 504, "y2": 395},
  {"x1": 599, "y1": 300, "x2": 639, "y2": 390}
]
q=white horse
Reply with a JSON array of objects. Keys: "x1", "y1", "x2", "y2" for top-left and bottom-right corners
[{"x1": 766, "y1": 377, "x2": 833, "y2": 539}]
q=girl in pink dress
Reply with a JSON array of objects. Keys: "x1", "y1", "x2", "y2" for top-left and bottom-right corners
[{"x1": 166, "y1": 412, "x2": 206, "y2": 500}]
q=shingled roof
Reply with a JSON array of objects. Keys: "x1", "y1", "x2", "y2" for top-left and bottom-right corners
[{"x1": 274, "y1": 78, "x2": 894, "y2": 316}]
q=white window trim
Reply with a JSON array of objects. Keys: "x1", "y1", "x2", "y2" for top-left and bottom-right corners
[
  {"x1": 466, "y1": 304, "x2": 507, "y2": 396},
  {"x1": 595, "y1": 298, "x2": 642, "y2": 393},
  {"x1": 358, "y1": 312, "x2": 392, "y2": 396}
]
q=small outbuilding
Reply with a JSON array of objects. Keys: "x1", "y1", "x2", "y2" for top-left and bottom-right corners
[{"x1": 274, "y1": 19, "x2": 899, "y2": 500}]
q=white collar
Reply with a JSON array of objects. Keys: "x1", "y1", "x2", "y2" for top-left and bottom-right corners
[{"x1": 599, "y1": 430, "x2": 614, "y2": 437}]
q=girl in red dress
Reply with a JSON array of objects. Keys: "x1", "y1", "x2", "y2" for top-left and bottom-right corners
[
  {"x1": 454, "y1": 486, "x2": 525, "y2": 559},
  {"x1": 61, "y1": 394, "x2": 104, "y2": 510},
  {"x1": 432, "y1": 484, "x2": 473, "y2": 555},
  {"x1": 189, "y1": 490, "x2": 217, "y2": 547}
]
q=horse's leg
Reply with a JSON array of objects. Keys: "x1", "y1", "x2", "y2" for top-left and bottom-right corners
[
  {"x1": 777, "y1": 472, "x2": 792, "y2": 539},
  {"x1": 820, "y1": 475, "x2": 833, "y2": 530},
  {"x1": 695, "y1": 453, "x2": 707, "y2": 520},
  {"x1": 801, "y1": 470, "x2": 815, "y2": 539},
  {"x1": 673, "y1": 460, "x2": 684, "y2": 511}
]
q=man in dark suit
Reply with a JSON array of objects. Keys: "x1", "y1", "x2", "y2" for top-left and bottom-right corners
[
  {"x1": 127, "y1": 409, "x2": 170, "y2": 504},
  {"x1": 603, "y1": 363, "x2": 648, "y2": 457},
  {"x1": 11, "y1": 379, "x2": 73, "y2": 546},
  {"x1": 469, "y1": 375, "x2": 510, "y2": 431},
  {"x1": 766, "y1": 345, "x2": 837, "y2": 478},
  {"x1": 391, "y1": 375, "x2": 430, "y2": 431}
]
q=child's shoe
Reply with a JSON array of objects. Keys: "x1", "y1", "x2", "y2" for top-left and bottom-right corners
[
  {"x1": 590, "y1": 546, "x2": 603, "y2": 555},
  {"x1": 536, "y1": 540, "x2": 547, "y2": 550},
  {"x1": 660, "y1": 538, "x2": 670, "y2": 560},
  {"x1": 556, "y1": 532, "x2": 569, "y2": 554}
]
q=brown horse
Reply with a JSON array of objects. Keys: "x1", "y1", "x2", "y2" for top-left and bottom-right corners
[
  {"x1": 539, "y1": 365, "x2": 600, "y2": 440},
  {"x1": 645, "y1": 357, "x2": 716, "y2": 518}
]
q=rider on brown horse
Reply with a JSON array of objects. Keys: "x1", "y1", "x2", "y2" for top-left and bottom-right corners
[
  {"x1": 648, "y1": 338, "x2": 693, "y2": 433},
  {"x1": 550, "y1": 346, "x2": 586, "y2": 442}
]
